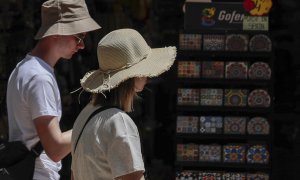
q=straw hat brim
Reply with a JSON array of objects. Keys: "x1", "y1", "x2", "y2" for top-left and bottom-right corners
[
  {"x1": 34, "y1": 17, "x2": 101, "y2": 39},
  {"x1": 81, "y1": 46, "x2": 177, "y2": 93}
]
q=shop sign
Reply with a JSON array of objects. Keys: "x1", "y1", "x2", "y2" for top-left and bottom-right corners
[{"x1": 184, "y1": 2, "x2": 269, "y2": 31}]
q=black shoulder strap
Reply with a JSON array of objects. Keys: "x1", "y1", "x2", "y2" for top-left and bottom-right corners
[{"x1": 74, "y1": 106, "x2": 115, "y2": 152}]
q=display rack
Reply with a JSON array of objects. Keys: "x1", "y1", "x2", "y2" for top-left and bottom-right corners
[{"x1": 174, "y1": 12, "x2": 274, "y2": 179}]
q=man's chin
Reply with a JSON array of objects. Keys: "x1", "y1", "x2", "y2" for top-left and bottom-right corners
[{"x1": 62, "y1": 55, "x2": 73, "y2": 60}]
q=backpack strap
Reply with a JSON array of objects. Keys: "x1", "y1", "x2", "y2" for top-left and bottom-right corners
[
  {"x1": 31, "y1": 141, "x2": 43, "y2": 157},
  {"x1": 74, "y1": 106, "x2": 116, "y2": 152}
]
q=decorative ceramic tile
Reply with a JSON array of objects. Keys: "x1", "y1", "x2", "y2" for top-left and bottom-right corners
[
  {"x1": 249, "y1": 34, "x2": 272, "y2": 52},
  {"x1": 222, "y1": 172, "x2": 246, "y2": 180},
  {"x1": 202, "y1": 61, "x2": 224, "y2": 79},
  {"x1": 225, "y1": 61, "x2": 248, "y2": 79},
  {"x1": 203, "y1": 34, "x2": 225, "y2": 51},
  {"x1": 223, "y1": 144, "x2": 246, "y2": 163},
  {"x1": 247, "y1": 117, "x2": 270, "y2": 135},
  {"x1": 199, "y1": 144, "x2": 222, "y2": 162},
  {"x1": 177, "y1": 88, "x2": 200, "y2": 105},
  {"x1": 247, "y1": 173, "x2": 269, "y2": 180},
  {"x1": 198, "y1": 171, "x2": 222, "y2": 180},
  {"x1": 177, "y1": 144, "x2": 199, "y2": 161},
  {"x1": 177, "y1": 61, "x2": 201, "y2": 78},
  {"x1": 179, "y1": 33, "x2": 202, "y2": 50},
  {"x1": 199, "y1": 116, "x2": 223, "y2": 134},
  {"x1": 225, "y1": 34, "x2": 249, "y2": 51},
  {"x1": 248, "y1": 62, "x2": 271, "y2": 80},
  {"x1": 247, "y1": 145, "x2": 269, "y2": 164},
  {"x1": 224, "y1": 116, "x2": 247, "y2": 134},
  {"x1": 200, "y1": 88, "x2": 223, "y2": 106},
  {"x1": 176, "y1": 116, "x2": 198, "y2": 133},
  {"x1": 176, "y1": 171, "x2": 198, "y2": 180},
  {"x1": 224, "y1": 89, "x2": 248, "y2": 107},
  {"x1": 248, "y1": 89, "x2": 271, "y2": 107}
]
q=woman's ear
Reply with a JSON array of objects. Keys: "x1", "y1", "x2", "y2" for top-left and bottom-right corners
[{"x1": 134, "y1": 77, "x2": 147, "y2": 92}]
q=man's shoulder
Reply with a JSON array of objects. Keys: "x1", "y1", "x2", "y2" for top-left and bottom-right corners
[{"x1": 17, "y1": 59, "x2": 53, "y2": 81}]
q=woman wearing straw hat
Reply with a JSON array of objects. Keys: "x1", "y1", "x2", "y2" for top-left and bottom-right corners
[
  {"x1": 71, "y1": 28, "x2": 176, "y2": 180},
  {"x1": 6, "y1": 0, "x2": 100, "y2": 179}
]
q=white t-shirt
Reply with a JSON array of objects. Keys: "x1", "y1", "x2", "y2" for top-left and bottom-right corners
[
  {"x1": 71, "y1": 104, "x2": 145, "y2": 180},
  {"x1": 6, "y1": 54, "x2": 62, "y2": 180}
]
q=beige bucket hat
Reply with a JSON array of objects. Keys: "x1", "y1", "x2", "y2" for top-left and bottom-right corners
[
  {"x1": 80, "y1": 28, "x2": 177, "y2": 93},
  {"x1": 35, "y1": 0, "x2": 101, "y2": 39}
]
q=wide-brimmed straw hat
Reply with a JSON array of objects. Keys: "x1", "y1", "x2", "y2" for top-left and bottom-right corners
[
  {"x1": 35, "y1": 0, "x2": 101, "y2": 39},
  {"x1": 80, "y1": 28, "x2": 177, "y2": 93}
]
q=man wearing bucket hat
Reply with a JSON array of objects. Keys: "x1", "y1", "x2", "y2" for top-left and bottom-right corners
[
  {"x1": 6, "y1": 0, "x2": 100, "y2": 179},
  {"x1": 70, "y1": 28, "x2": 176, "y2": 180}
]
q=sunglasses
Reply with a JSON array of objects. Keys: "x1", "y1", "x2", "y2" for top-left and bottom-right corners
[{"x1": 73, "y1": 33, "x2": 86, "y2": 45}]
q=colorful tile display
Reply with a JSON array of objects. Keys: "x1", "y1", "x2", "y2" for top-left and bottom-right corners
[
  {"x1": 248, "y1": 62, "x2": 271, "y2": 80},
  {"x1": 177, "y1": 88, "x2": 200, "y2": 105},
  {"x1": 200, "y1": 88, "x2": 223, "y2": 106},
  {"x1": 175, "y1": 171, "x2": 198, "y2": 180},
  {"x1": 224, "y1": 116, "x2": 247, "y2": 134},
  {"x1": 176, "y1": 116, "x2": 198, "y2": 133},
  {"x1": 203, "y1": 34, "x2": 225, "y2": 51},
  {"x1": 247, "y1": 172, "x2": 269, "y2": 180},
  {"x1": 175, "y1": 32, "x2": 273, "y2": 177},
  {"x1": 248, "y1": 89, "x2": 271, "y2": 108},
  {"x1": 222, "y1": 172, "x2": 246, "y2": 180},
  {"x1": 179, "y1": 33, "x2": 202, "y2": 50},
  {"x1": 176, "y1": 171, "x2": 223, "y2": 180},
  {"x1": 247, "y1": 145, "x2": 269, "y2": 164},
  {"x1": 225, "y1": 34, "x2": 249, "y2": 51},
  {"x1": 177, "y1": 61, "x2": 201, "y2": 78},
  {"x1": 199, "y1": 144, "x2": 222, "y2": 162},
  {"x1": 224, "y1": 89, "x2": 248, "y2": 107},
  {"x1": 199, "y1": 116, "x2": 223, "y2": 134},
  {"x1": 197, "y1": 171, "x2": 222, "y2": 180},
  {"x1": 225, "y1": 61, "x2": 248, "y2": 79},
  {"x1": 223, "y1": 144, "x2": 246, "y2": 163},
  {"x1": 249, "y1": 34, "x2": 272, "y2": 52},
  {"x1": 247, "y1": 117, "x2": 270, "y2": 135},
  {"x1": 177, "y1": 144, "x2": 199, "y2": 161},
  {"x1": 202, "y1": 61, "x2": 224, "y2": 79},
  {"x1": 176, "y1": 171, "x2": 271, "y2": 180}
]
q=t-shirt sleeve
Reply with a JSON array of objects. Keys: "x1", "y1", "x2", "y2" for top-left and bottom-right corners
[
  {"x1": 103, "y1": 112, "x2": 145, "y2": 178},
  {"x1": 26, "y1": 74, "x2": 61, "y2": 119}
]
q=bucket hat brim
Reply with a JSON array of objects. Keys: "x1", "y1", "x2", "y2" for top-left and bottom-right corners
[{"x1": 80, "y1": 46, "x2": 177, "y2": 93}]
